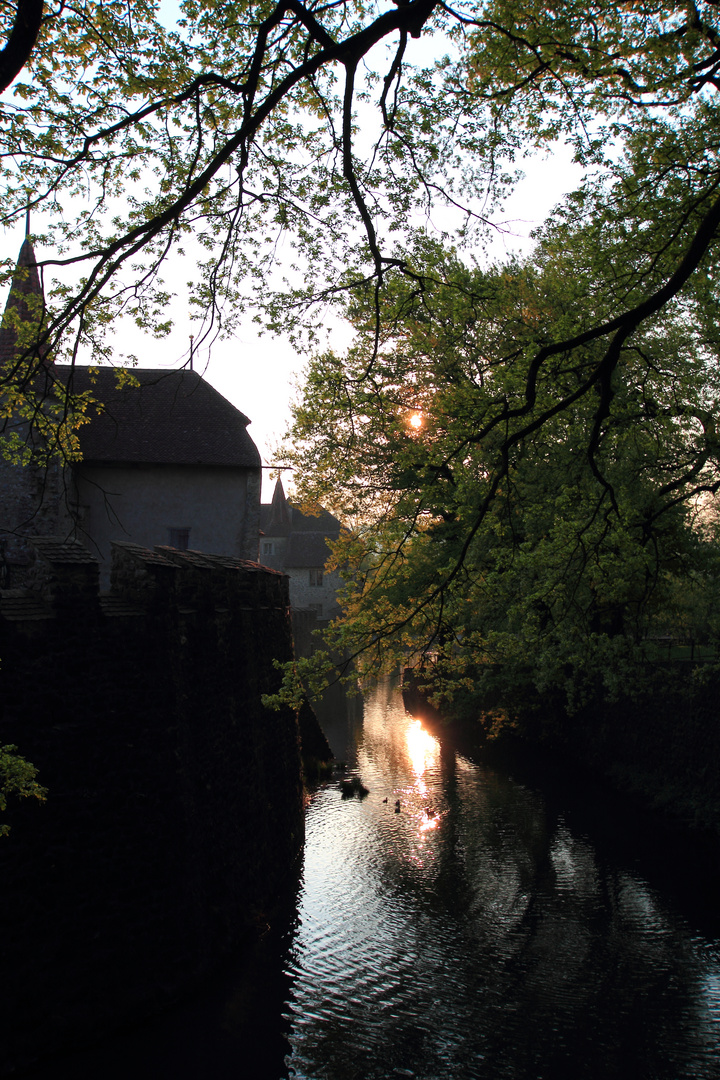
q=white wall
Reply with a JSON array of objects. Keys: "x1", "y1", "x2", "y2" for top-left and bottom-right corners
[
  {"x1": 286, "y1": 565, "x2": 342, "y2": 619},
  {"x1": 72, "y1": 463, "x2": 259, "y2": 586}
]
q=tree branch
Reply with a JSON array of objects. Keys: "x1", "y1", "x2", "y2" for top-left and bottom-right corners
[{"x1": 0, "y1": 0, "x2": 44, "y2": 92}]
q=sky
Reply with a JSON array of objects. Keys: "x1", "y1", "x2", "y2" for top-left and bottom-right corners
[
  {"x1": 1, "y1": 8, "x2": 585, "y2": 502},
  {"x1": 171, "y1": 146, "x2": 583, "y2": 498}
]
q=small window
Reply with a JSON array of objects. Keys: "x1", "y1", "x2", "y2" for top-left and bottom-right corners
[
  {"x1": 168, "y1": 527, "x2": 190, "y2": 550},
  {"x1": 309, "y1": 568, "x2": 323, "y2": 587},
  {"x1": 309, "y1": 603, "x2": 323, "y2": 617},
  {"x1": 262, "y1": 541, "x2": 274, "y2": 556}
]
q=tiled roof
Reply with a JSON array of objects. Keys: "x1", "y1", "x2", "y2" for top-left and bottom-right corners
[
  {"x1": 28, "y1": 537, "x2": 98, "y2": 564},
  {"x1": 0, "y1": 593, "x2": 52, "y2": 621},
  {"x1": 56, "y1": 367, "x2": 260, "y2": 468},
  {"x1": 111, "y1": 540, "x2": 177, "y2": 567},
  {"x1": 99, "y1": 595, "x2": 145, "y2": 618},
  {"x1": 259, "y1": 478, "x2": 342, "y2": 568},
  {"x1": 154, "y1": 547, "x2": 283, "y2": 576},
  {"x1": 259, "y1": 478, "x2": 341, "y2": 538},
  {"x1": 259, "y1": 500, "x2": 341, "y2": 540},
  {"x1": 283, "y1": 532, "x2": 335, "y2": 569}
]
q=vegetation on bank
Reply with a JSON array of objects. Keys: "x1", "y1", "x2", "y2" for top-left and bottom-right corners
[{"x1": 0, "y1": 743, "x2": 46, "y2": 836}]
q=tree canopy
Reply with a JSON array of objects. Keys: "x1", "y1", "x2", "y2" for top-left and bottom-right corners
[
  {"x1": 0, "y1": 742, "x2": 46, "y2": 835},
  {"x1": 2, "y1": 1, "x2": 720, "y2": 380}
]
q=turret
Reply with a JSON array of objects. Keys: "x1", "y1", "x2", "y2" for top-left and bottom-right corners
[{"x1": 0, "y1": 231, "x2": 50, "y2": 368}]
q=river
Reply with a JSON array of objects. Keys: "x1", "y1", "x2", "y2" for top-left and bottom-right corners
[{"x1": 28, "y1": 679, "x2": 720, "y2": 1079}]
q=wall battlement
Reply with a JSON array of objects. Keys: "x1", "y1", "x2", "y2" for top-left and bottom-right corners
[{"x1": 0, "y1": 539, "x2": 304, "y2": 1074}]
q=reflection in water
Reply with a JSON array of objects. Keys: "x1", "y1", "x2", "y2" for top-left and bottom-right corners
[
  {"x1": 24, "y1": 679, "x2": 720, "y2": 1080},
  {"x1": 286, "y1": 679, "x2": 720, "y2": 1080},
  {"x1": 406, "y1": 718, "x2": 439, "y2": 790}
]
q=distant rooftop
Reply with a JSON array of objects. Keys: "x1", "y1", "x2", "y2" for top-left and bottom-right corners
[
  {"x1": 0, "y1": 237, "x2": 49, "y2": 367},
  {"x1": 259, "y1": 478, "x2": 342, "y2": 568},
  {"x1": 260, "y1": 477, "x2": 341, "y2": 538}
]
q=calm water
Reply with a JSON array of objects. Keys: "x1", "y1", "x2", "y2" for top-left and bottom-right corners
[
  {"x1": 285, "y1": 680, "x2": 720, "y2": 1080},
  {"x1": 28, "y1": 679, "x2": 720, "y2": 1079}
]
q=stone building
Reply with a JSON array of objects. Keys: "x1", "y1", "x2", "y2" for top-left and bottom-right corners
[
  {"x1": 0, "y1": 238, "x2": 262, "y2": 587},
  {"x1": 259, "y1": 477, "x2": 342, "y2": 620},
  {"x1": 60, "y1": 365, "x2": 261, "y2": 586}
]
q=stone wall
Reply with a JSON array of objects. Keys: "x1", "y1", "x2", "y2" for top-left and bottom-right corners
[
  {"x1": 0, "y1": 455, "x2": 74, "y2": 586},
  {"x1": 0, "y1": 540, "x2": 304, "y2": 1074}
]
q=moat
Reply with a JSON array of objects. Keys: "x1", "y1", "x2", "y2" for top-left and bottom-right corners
[{"x1": 28, "y1": 679, "x2": 720, "y2": 1080}]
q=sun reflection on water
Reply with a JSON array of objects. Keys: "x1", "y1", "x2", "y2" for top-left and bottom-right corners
[
  {"x1": 406, "y1": 717, "x2": 440, "y2": 783},
  {"x1": 404, "y1": 718, "x2": 443, "y2": 839},
  {"x1": 419, "y1": 811, "x2": 440, "y2": 832}
]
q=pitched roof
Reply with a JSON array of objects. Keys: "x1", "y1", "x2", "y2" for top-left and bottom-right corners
[
  {"x1": 266, "y1": 476, "x2": 292, "y2": 532},
  {"x1": 259, "y1": 479, "x2": 341, "y2": 539},
  {"x1": 29, "y1": 537, "x2": 98, "y2": 564},
  {"x1": 0, "y1": 237, "x2": 49, "y2": 367},
  {"x1": 258, "y1": 478, "x2": 342, "y2": 568},
  {"x1": 56, "y1": 366, "x2": 260, "y2": 468},
  {"x1": 284, "y1": 532, "x2": 336, "y2": 568}
]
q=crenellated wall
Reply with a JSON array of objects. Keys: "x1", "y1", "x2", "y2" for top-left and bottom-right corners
[{"x1": 0, "y1": 539, "x2": 304, "y2": 1075}]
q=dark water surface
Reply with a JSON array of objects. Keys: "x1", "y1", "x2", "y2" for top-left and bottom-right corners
[{"x1": 28, "y1": 680, "x2": 720, "y2": 1079}]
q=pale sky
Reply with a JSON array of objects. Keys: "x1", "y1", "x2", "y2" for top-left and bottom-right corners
[
  {"x1": 1, "y1": 3, "x2": 587, "y2": 501},
  {"x1": 3, "y1": 147, "x2": 583, "y2": 501}
]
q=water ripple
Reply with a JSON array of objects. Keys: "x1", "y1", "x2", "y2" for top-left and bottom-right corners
[{"x1": 284, "y1": 681, "x2": 720, "y2": 1080}]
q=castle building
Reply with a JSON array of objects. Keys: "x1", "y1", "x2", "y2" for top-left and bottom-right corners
[
  {"x1": 259, "y1": 477, "x2": 342, "y2": 621},
  {"x1": 0, "y1": 237, "x2": 262, "y2": 588}
]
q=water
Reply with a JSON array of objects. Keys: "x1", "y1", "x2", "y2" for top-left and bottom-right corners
[
  {"x1": 26, "y1": 679, "x2": 720, "y2": 1079},
  {"x1": 284, "y1": 680, "x2": 720, "y2": 1080}
]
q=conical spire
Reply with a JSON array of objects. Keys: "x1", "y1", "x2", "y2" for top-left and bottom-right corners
[
  {"x1": 0, "y1": 236, "x2": 49, "y2": 366},
  {"x1": 268, "y1": 477, "x2": 292, "y2": 532}
]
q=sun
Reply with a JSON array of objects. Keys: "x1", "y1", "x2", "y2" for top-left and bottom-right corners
[{"x1": 409, "y1": 412, "x2": 423, "y2": 430}]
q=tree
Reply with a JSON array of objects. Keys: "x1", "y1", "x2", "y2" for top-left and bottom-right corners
[
  {"x1": 0, "y1": 742, "x2": 46, "y2": 835},
  {"x1": 2, "y1": 0, "x2": 720, "y2": 434},
  {"x1": 281, "y1": 222, "x2": 720, "y2": 714},
  {"x1": 2, "y1": 0, "x2": 720, "y2": 708},
  {"x1": 0, "y1": 0, "x2": 43, "y2": 95}
]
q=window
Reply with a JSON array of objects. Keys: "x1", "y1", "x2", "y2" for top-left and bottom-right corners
[
  {"x1": 309, "y1": 603, "x2": 323, "y2": 617},
  {"x1": 309, "y1": 568, "x2": 323, "y2": 587},
  {"x1": 168, "y1": 527, "x2": 190, "y2": 550},
  {"x1": 262, "y1": 541, "x2": 274, "y2": 556}
]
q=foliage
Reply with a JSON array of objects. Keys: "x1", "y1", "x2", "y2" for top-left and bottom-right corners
[
  {"x1": 2, "y1": 0, "x2": 720, "y2": 712},
  {"x1": 1, "y1": 0, "x2": 720, "y2": 456},
  {"x1": 282, "y1": 224, "x2": 720, "y2": 715},
  {"x1": 0, "y1": 742, "x2": 46, "y2": 835}
]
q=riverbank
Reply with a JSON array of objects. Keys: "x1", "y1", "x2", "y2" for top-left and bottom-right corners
[{"x1": 402, "y1": 663, "x2": 720, "y2": 837}]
